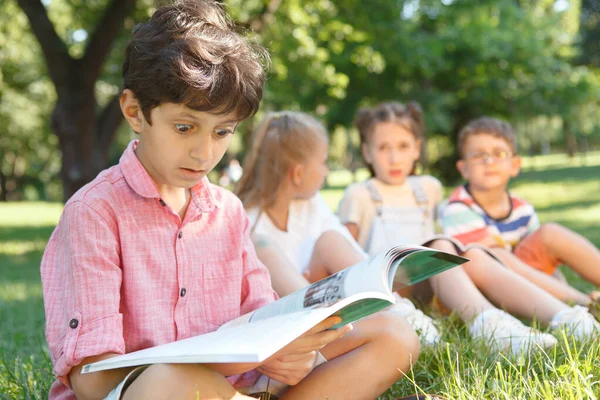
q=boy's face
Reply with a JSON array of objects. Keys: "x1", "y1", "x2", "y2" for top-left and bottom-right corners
[
  {"x1": 457, "y1": 133, "x2": 521, "y2": 191},
  {"x1": 120, "y1": 90, "x2": 238, "y2": 191},
  {"x1": 295, "y1": 138, "x2": 329, "y2": 199},
  {"x1": 362, "y1": 122, "x2": 421, "y2": 185}
]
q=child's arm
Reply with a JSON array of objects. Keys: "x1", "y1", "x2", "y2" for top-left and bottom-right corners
[
  {"x1": 42, "y1": 201, "x2": 127, "y2": 397},
  {"x1": 337, "y1": 185, "x2": 371, "y2": 242},
  {"x1": 252, "y1": 234, "x2": 310, "y2": 296},
  {"x1": 344, "y1": 223, "x2": 360, "y2": 240}
]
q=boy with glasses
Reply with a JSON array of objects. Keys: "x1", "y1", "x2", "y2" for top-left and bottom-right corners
[{"x1": 440, "y1": 117, "x2": 600, "y2": 311}]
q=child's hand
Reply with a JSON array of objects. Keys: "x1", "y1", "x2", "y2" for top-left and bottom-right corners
[{"x1": 257, "y1": 316, "x2": 352, "y2": 385}]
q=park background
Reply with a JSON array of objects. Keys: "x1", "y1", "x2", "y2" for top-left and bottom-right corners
[{"x1": 1, "y1": 0, "x2": 600, "y2": 398}]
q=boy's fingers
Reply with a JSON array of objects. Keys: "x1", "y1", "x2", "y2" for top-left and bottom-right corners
[
  {"x1": 294, "y1": 323, "x2": 353, "y2": 352},
  {"x1": 302, "y1": 316, "x2": 343, "y2": 336}
]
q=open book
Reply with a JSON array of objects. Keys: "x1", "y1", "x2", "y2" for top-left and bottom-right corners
[{"x1": 82, "y1": 245, "x2": 467, "y2": 374}]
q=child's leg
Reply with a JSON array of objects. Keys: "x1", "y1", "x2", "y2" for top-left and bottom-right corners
[
  {"x1": 462, "y1": 248, "x2": 569, "y2": 323},
  {"x1": 282, "y1": 311, "x2": 420, "y2": 400},
  {"x1": 491, "y1": 246, "x2": 590, "y2": 305},
  {"x1": 426, "y1": 240, "x2": 496, "y2": 321},
  {"x1": 305, "y1": 230, "x2": 365, "y2": 282},
  {"x1": 532, "y1": 223, "x2": 600, "y2": 286},
  {"x1": 122, "y1": 363, "x2": 255, "y2": 400}
]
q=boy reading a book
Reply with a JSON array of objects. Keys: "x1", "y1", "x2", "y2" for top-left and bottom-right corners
[
  {"x1": 40, "y1": 2, "x2": 417, "y2": 399},
  {"x1": 441, "y1": 117, "x2": 600, "y2": 309}
]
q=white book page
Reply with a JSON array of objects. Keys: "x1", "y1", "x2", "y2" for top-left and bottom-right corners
[{"x1": 83, "y1": 309, "x2": 331, "y2": 374}]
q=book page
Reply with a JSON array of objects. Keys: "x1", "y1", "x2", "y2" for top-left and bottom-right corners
[
  {"x1": 390, "y1": 247, "x2": 468, "y2": 291},
  {"x1": 83, "y1": 309, "x2": 333, "y2": 373}
]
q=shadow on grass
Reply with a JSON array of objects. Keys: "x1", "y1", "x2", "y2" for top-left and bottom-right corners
[
  {"x1": 534, "y1": 199, "x2": 600, "y2": 214},
  {"x1": 0, "y1": 225, "x2": 55, "y2": 243},
  {"x1": 515, "y1": 164, "x2": 600, "y2": 184}
]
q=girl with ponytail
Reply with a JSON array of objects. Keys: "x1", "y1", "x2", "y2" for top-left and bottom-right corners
[{"x1": 236, "y1": 111, "x2": 424, "y2": 400}]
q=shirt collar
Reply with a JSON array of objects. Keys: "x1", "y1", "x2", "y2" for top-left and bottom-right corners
[{"x1": 120, "y1": 140, "x2": 221, "y2": 212}]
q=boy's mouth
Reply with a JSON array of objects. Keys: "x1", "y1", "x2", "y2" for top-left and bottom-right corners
[
  {"x1": 389, "y1": 169, "x2": 403, "y2": 177},
  {"x1": 180, "y1": 167, "x2": 205, "y2": 179}
]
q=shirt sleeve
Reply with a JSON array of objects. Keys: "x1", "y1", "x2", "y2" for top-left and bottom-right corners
[
  {"x1": 41, "y1": 200, "x2": 125, "y2": 387},
  {"x1": 239, "y1": 214, "x2": 278, "y2": 315},
  {"x1": 439, "y1": 201, "x2": 491, "y2": 245},
  {"x1": 337, "y1": 183, "x2": 370, "y2": 226}
]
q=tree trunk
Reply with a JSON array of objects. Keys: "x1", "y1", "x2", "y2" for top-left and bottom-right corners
[
  {"x1": 16, "y1": 0, "x2": 135, "y2": 200},
  {"x1": 0, "y1": 170, "x2": 7, "y2": 202},
  {"x1": 563, "y1": 119, "x2": 577, "y2": 158}
]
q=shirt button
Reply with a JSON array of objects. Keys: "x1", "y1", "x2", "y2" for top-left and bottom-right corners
[
  {"x1": 69, "y1": 319, "x2": 79, "y2": 329},
  {"x1": 180, "y1": 288, "x2": 187, "y2": 297},
  {"x1": 159, "y1": 199, "x2": 166, "y2": 207},
  {"x1": 178, "y1": 231, "x2": 183, "y2": 239}
]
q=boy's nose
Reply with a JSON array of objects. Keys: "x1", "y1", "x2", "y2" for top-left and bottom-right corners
[{"x1": 190, "y1": 137, "x2": 213, "y2": 162}]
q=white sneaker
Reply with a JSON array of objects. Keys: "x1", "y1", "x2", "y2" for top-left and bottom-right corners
[
  {"x1": 388, "y1": 293, "x2": 441, "y2": 346},
  {"x1": 551, "y1": 305, "x2": 600, "y2": 339},
  {"x1": 469, "y1": 309, "x2": 557, "y2": 355}
]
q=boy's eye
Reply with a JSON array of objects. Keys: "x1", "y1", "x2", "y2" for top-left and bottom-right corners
[
  {"x1": 175, "y1": 124, "x2": 193, "y2": 133},
  {"x1": 215, "y1": 129, "x2": 233, "y2": 137}
]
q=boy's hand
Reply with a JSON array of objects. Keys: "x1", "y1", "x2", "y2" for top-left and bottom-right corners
[{"x1": 257, "y1": 316, "x2": 352, "y2": 385}]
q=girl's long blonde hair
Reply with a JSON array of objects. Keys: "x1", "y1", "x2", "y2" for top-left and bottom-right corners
[{"x1": 236, "y1": 111, "x2": 328, "y2": 211}]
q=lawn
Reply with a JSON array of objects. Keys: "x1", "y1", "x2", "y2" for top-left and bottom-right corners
[{"x1": 1, "y1": 152, "x2": 599, "y2": 399}]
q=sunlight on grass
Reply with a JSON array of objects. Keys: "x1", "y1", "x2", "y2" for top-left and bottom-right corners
[
  {"x1": 0, "y1": 240, "x2": 48, "y2": 255},
  {"x1": 0, "y1": 202, "x2": 63, "y2": 227},
  {"x1": 0, "y1": 283, "x2": 43, "y2": 302}
]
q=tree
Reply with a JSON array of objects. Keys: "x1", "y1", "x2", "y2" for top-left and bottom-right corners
[{"x1": 15, "y1": 0, "x2": 139, "y2": 199}]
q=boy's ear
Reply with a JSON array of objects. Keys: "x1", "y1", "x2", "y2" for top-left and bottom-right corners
[
  {"x1": 120, "y1": 89, "x2": 145, "y2": 133},
  {"x1": 361, "y1": 143, "x2": 372, "y2": 164},
  {"x1": 456, "y1": 159, "x2": 468, "y2": 179},
  {"x1": 510, "y1": 155, "x2": 522, "y2": 178}
]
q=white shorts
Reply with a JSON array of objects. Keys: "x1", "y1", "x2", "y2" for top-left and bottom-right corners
[{"x1": 103, "y1": 353, "x2": 327, "y2": 400}]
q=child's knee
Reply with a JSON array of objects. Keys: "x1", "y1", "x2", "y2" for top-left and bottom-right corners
[
  {"x1": 428, "y1": 239, "x2": 456, "y2": 253},
  {"x1": 371, "y1": 311, "x2": 421, "y2": 360}
]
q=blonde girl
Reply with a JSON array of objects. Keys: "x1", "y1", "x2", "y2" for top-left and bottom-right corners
[
  {"x1": 338, "y1": 101, "x2": 599, "y2": 351},
  {"x1": 235, "y1": 111, "x2": 421, "y2": 400}
]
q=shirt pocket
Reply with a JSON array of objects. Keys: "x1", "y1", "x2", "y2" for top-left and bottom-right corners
[{"x1": 201, "y1": 257, "x2": 244, "y2": 329}]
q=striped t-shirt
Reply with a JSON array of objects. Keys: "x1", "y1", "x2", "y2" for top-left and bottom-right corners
[{"x1": 440, "y1": 185, "x2": 539, "y2": 248}]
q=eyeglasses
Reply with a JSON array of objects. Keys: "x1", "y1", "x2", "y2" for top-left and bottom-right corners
[{"x1": 464, "y1": 150, "x2": 513, "y2": 164}]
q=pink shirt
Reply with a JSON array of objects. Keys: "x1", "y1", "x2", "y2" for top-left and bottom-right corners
[{"x1": 41, "y1": 140, "x2": 277, "y2": 400}]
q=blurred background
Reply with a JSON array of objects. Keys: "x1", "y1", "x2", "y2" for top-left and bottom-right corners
[{"x1": 1, "y1": 0, "x2": 599, "y2": 202}]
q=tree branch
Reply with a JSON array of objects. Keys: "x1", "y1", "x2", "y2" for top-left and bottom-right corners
[
  {"x1": 16, "y1": 0, "x2": 71, "y2": 87},
  {"x1": 82, "y1": 0, "x2": 137, "y2": 84}
]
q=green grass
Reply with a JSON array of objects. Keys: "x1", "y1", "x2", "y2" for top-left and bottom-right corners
[{"x1": 1, "y1": 153, "x2": 600, "y2": 399}]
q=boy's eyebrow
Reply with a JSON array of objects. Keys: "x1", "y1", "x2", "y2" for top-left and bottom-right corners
[{"x1": 176, "y1": 112, "x2": 239, "y2": 126}]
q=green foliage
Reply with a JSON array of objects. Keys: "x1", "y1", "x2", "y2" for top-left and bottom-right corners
[{"x1": 4, "y1": 0, "x2": 600, "y2": 195}]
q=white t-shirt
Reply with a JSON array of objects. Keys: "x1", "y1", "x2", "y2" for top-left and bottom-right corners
[
  {"x1": 246, "y1": 193, "x2": 366, "y2": 274},
  {"x1": 338, "y1": 176, "x2": 443, "y2": 250}
]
